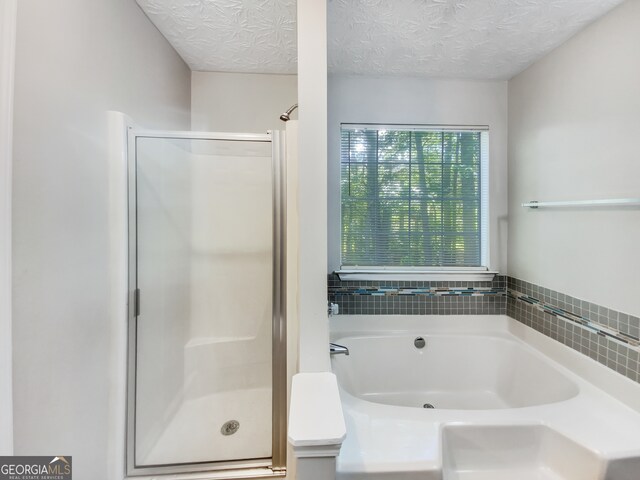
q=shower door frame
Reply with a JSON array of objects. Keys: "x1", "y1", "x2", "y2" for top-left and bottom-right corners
[{"x1": 125, "y1": 129, "x2": 287, "y2": 478}]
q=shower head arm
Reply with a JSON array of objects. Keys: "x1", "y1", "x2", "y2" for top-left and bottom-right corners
[{"x1": 279, "y1": 103, "x2": 298, "y2": 122}]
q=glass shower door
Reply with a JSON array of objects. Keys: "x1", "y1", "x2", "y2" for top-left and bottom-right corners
[{"x1": 127, "y1": 132, "x2": 285, "y2": 475}]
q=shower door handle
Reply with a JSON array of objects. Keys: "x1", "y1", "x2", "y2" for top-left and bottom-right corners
[{"x1": 133, "y1": 288, "x2": 140, "y2": 317}]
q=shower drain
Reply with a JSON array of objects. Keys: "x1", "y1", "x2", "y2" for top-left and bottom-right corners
[
  {"x1": 221, "y1": 420, "x2": 240, "y2": 436},
  {"x1": 423, "y1": 403, "x2": 435, "y2": 409}
]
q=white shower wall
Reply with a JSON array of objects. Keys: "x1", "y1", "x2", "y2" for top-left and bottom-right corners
[{"x1": 185, "y1": 142, "x2": 273, "y2": 395}]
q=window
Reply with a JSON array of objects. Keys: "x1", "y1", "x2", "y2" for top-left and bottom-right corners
[{"x1": 340, "y1": 124, "x2": 489, "y2": 272}]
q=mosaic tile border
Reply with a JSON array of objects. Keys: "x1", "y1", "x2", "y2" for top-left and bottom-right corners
[
  {"x1": 508, "y1": 290, "x2": 640, "y2": 349},
  {"x1": 329, "y1": 285, "x2": 505, "y2": 297},
  {"x1": 507, "y1": 276, "x2": 640, "y2": 383},
  {"x1": 328, "y1": 274, "x2": 507, "y2": 315}
]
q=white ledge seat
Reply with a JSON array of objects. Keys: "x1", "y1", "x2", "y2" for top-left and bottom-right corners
[{"x1": 288, "y1": 372, "x2": 346, "y2": 458}]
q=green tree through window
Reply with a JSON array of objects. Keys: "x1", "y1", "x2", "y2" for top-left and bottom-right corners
[{"x1": 340, "y1": 126, "x2": 486, "y2": 268}]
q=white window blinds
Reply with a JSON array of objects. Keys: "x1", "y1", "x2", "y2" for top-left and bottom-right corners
[{"x1": 340, "y1": 124, "x2": 489, "y2": 269}]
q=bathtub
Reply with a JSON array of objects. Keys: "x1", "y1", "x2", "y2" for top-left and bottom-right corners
[
  {"x1": 332, "y1": 330, "x2": 578, "y2": 410},
  {"x1": 330, "y1": 315, "x2": 640, "y2": 480}
]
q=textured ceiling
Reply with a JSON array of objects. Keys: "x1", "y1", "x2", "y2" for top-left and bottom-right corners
[
  {"x1": 328, "y1": 0, "x2": 625, "y2": 79},
  {"x1": 137, "y1": 0, "x2": 624, "y2": 79},
  {"x1": 136, "y1": 0, "x2": 297, "y2": 74}
]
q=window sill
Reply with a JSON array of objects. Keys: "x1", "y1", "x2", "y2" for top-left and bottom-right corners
[{"x1": 334, "y1": 269, "x2": 498, "y2": 282}]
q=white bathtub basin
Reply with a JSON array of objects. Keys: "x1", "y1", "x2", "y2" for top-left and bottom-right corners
[{"x1": 331, "y1": 332, "x2": 579, "y2": 410}]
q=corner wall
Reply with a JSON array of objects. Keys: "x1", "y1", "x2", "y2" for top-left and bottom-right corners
[
  {"x1": 507, "y1": 0, "x2": 640, "y2": 318},
  {"x1": 11, "y1": 0, "x2": 191, "y2": 477}
]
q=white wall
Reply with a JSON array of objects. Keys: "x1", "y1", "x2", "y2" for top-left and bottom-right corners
[
  {"x1": 11, "y1": 0, "x2": 191, "y2": 478},
  {"x1": 328, "y1": 75, "x2": 509, "y2": 274},
  {"x1": 191, "y1": 71, "x2": 297, "y2": 133},
  {"x1": 285, "y1": 120, "x2": 299, "y2": 479},
  {"x1": 297, "y1": 0, "x2": 331, "y2": 372},
  {"x1": 0, "y1": 0, "x2": 16, "y2": 456},
  {"x1": 508, "y1": 0, "x2": 640, "y2": 317}
]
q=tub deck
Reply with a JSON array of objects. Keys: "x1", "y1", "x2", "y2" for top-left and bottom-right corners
[{"x1": 330, "y1": 315, "x2": 640, "y2": 480}]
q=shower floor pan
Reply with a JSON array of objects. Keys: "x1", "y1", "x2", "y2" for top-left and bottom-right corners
[{"x1": 138, "y1": 386, "x2": 272, "y2": 467}]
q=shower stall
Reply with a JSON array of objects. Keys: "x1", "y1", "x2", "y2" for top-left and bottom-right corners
[{"x1": 125, "y1": 129, "x2": 287, "y2": 477}]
